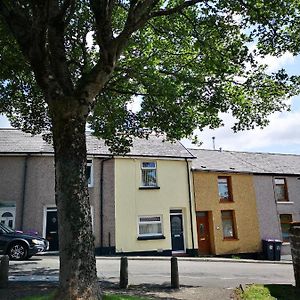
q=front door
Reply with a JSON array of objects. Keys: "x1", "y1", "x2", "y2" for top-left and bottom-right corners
[
  {"x1": 196, "y1": 211, "x2": 211, "y2": 255},
  {"x1": 46, "y1": 209, "x2": 59, "y2": 251},
  {"x1": 170, "y1": 210, "x2": 185, "y2": 252},
  {"x1": 0, "y1": 206, "x2": 16, "y2": 228}
]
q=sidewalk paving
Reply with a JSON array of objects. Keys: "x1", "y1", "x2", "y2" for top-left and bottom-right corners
[
  {"x1": 42, "y1": 252, "x2": 293, "y2": 264},
  {"x1": 0, "y1": 281, "x2": 237, "y2": 300}
]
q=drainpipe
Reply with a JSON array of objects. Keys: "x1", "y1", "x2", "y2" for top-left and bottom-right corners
[
  {"x1": 185, "y1": 158, "x2": 195, "y2": 252},
  {"x1": 100, "y1": 157, "x2": 113, "y2": 253},
  {"x1": 20, "y1": 155, "x2": 29, "y2": 230}
]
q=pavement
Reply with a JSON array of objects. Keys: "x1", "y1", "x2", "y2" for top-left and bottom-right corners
[
  {"x1": 43, "y1": 251, "x2": 293, "y2": 264},
  {"x1": 2, "y1": 254, "x2": 294, "y2": 300}
]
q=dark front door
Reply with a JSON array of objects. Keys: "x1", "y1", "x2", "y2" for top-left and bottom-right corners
[
  {"x1": 170, "y1": 213, "x2": 184, "y2": 252},
  {"x1": 196, "y1": 211, "x2": 211, "y2": 255},
  {"x1": 46, "y1": 209, "x2": 59, "y2": 251}
]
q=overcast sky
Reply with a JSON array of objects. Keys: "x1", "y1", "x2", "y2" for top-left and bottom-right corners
[{"x1": 1, "y1": 52, "x2": 300, "y2": 154}]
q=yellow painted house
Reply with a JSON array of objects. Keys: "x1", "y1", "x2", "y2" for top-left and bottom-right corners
[
  {"x1": 114, "y1": 137, "x2": 198, "y2": 256},
  {"x1": 190, "y1": 149, "x2": 261, "y2": 256}
]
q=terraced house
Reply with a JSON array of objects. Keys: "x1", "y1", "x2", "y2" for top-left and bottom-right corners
[
  {"x1": 190, "y1": 149, "x2": 300, "y2": 257},
  {"x1": 0, "y1": 129, "x2": 198, "y2": 256}
]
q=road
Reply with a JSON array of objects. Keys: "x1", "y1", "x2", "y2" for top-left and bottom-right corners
[{"x1": 8, "y1": 256, "x2": 295, "y2": 288}]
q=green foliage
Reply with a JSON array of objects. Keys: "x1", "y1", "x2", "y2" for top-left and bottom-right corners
[
  {"x1": 239, "y1": 284, "x2": 275, "y2": 300},
  {"x1": 0, "y1": 1, "x2": 299, "y2": 151},
  {"x1": 237, "y1": 284, "x2": 300, "y2": 300}
]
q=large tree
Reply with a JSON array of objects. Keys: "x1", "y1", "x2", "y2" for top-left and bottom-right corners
[{"x1": 0, "y1": 1, "x2": 298, "y2": 299}]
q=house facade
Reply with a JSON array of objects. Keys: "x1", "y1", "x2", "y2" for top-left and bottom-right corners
[
  {"x1": 190, "y1": 149, "x2": 261, "y2": 256},
  {"x1": 0, "y1": 129, "x2": 115, "y2": 253},
  {"x1": 0, "y1": 129, "x2": 198, "y2": 256},
  {"x1": 190, "y1": 149, "x2": 300, "y2": 257},
  {"x1": 114, "y1": 154, "x2": 198, "y2": 256}
]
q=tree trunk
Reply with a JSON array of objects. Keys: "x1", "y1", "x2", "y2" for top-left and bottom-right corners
[{"x1": 51, "y1": 110, "x2": 101, "y2": 299}]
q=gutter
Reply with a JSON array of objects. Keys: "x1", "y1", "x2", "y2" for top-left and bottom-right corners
[
  {"x1": 100, "y1": 156, "x2": 113, "y2": 252},
  {"x1": 185, "y1": 158, "x2": 195, "y2": 251},
  {"x1": 20, "y1": 155, "x2": 30, "y2": 230}
]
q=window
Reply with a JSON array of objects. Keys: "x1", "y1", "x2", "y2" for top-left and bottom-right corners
[
  {"x1": 280, "y1": 214, "x2": 292, "y2": 242},
  {"x1": 221, "y1": 210, "x2": 236, "y2": 239},
  {"x1": 86, "y1": 159, "x2": 93, "y2": 187},
  {"x1": 274, "y1": 178, "x2": 288, "y2": 202},
  {"x1": 138, "y1": 216, "x2": 162, "y2": 237},
  {"x1": 141, "y1": 162, "x2": 157, "y2": 187},
  {"x1": 218, "y1": 177, "x2": 232, "y2": 201}
]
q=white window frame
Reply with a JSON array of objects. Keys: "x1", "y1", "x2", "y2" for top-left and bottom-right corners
[
  {"x1": 87, "y1": 159, "x2": 94, "y2": 187},
  {"x1": 141, "y1": 161, "x2": 157, "y2": 187},
  {"x1": 138, "y1": 215, "x2": 163, "y2": 237}
]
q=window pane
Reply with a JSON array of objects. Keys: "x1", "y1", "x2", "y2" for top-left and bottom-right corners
[
  {"x1": 142, "y1": 169, "x2": 157, "y2": 186},
  {"x1": 140, "y1": 216, "x2": 160, "y2": 223},
  {"x1": 275, "y1": 178, "x2": 285, "y2": 185},
  {"x1": 142, "y1": 162, "x2": 156, "y2": 168},
  {"x1": 280, "y1": 214, "x2": 292, "y2": 242},
  {"x1": 275, "y1": 185, "x2": 286, "y2": 201},
  {"x1": 139, "y1": 223, "x2": 162, "y2": 235},
  {"x1": 274, "y1": 178, "x2": 288, "y2": 201},
  {"x1": 280, "y1": 214, "x2": 292, "y2": 223},
  {"x1": 221, "y1": 211, "x2": 235, "y2": 238},
  {"x1": 218, "y1": 178, "x2": 230, "y2": 200},
  {"x1": 86, "y1": 166, "x2": 91, "y2": 184}
]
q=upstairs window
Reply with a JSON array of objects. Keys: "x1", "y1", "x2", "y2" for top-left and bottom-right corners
[
  {"x1": 274, "y1": 178, "x2": 288, "y2": 202},
  {"x1": 218, "y1": 176, "x2": 232, "y2": 202},
  {"x1": 141, "y1": 162, "x2": 157, "y2": 187},
  {"x1": 86, "y1": 159, "x2": 93, "y2": 187},
  {"x1": 280, "y1": 214, "x2": 292, "y2": 242}
]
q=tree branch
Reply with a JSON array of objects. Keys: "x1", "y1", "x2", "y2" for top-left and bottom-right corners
[
  {"x1": 149, "y1": 0, "x2": 202, "y2": 18},
  {"x1": 47, "y1": 1, "x2": 74, "y2": 95}
]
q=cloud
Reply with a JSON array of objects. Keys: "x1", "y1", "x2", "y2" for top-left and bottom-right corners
[
  {"x1": 257, "y1": 52, "x2": 295, "y2": 73},
  {"x1": 184, "y1": 97, "x2": 300, "y2": 153},
  {"x1": 0, "y1": 115, "x2": 11, "y2": 128}
]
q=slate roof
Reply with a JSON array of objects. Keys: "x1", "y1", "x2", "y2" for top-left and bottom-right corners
[
  {"x1": 0, "y1": 129, "x2": 194, "y2": 159},
  {"x1": 189, "y1": 148, "x2": 300, "y2": 175}
]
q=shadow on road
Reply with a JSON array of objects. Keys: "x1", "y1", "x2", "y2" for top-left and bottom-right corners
[{"x1": 266, "y1": 284, "x2": 300, "y2": 300}]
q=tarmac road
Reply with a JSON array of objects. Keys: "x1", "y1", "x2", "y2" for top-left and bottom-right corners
[{"x1": 8, "y1": 256, "x2": 295, "y2": 288}]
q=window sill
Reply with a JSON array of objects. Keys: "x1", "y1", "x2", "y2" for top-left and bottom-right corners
[
  {"x1": 220, "y1": 200, "x2": 234, "y2": 203},
  {"x1": 277, "y1": 201, "x2": 294, "y2": 204},
  {"x1": 137, "y1": 235, "x2": 165, "y2": 240},
  {"x1": 282, "y1": 242, "x2": 290, "y2": 245},
  {"x1": 139, "y1": 186, "x2": 160, "y2": 190},
  {"x1": 223, "y1": 237, "x2": 239, "y2": 241}
]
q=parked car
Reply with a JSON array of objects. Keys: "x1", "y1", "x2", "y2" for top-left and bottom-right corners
[{"x1": 0, "y1": 223, "x2": 49, "y2": 260}]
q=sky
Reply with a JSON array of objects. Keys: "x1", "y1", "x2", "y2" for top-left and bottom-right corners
[{"x1": 1, "y1": 52, "x2": 300, "y2": 155}]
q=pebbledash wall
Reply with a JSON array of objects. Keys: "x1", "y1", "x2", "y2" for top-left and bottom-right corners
[
  {"x1": 0, "y1": 154, "x2": 115, "y2": 253},
  {"x1": 114, "y1": 157, "x2": 198, "y2": 255},
  {"x1": 254, "y1": 175, "x2": 300, "y2": 255}
]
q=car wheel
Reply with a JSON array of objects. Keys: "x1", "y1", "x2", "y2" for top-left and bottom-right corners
[{"x1": 8, "y1": 243, "x2": 28, "y2": 260}]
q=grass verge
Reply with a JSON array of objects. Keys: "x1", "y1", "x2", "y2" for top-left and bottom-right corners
[{"x1": 236, "y1": 284, "x2": 300, "y2": 300}]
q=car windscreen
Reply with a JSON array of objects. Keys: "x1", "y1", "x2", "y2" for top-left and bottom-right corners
[{"x1": 0, "y1": 223, "x2": 15, "y2": 233}]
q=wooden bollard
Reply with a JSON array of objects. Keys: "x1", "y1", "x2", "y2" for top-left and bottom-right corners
[
  {"x1": 171, "y1": 257, "x2": 179, "y2": 289},
  {"x1": 119, "y1": 256, "x2": 128, "y2": 289},
  {"x1": 0, "y1": 255, "x2": 9, "y2": 289}
]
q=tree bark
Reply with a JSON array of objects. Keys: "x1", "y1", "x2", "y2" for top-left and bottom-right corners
[{"x1": 51, "y1": 102, "x2": 101, "y2": 299}]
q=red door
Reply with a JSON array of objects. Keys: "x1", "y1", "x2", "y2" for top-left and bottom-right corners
[{"x1": 196, "y1": 212, "x2": 211, "y2": 255}]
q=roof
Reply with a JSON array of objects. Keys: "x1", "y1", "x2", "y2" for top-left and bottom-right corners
[
  {"x1": 189, "y1": 148, "x2": 300, "y2": 175},
  {"x1": 0, "y1": 129, "x2": 194, "y2": 159}
]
